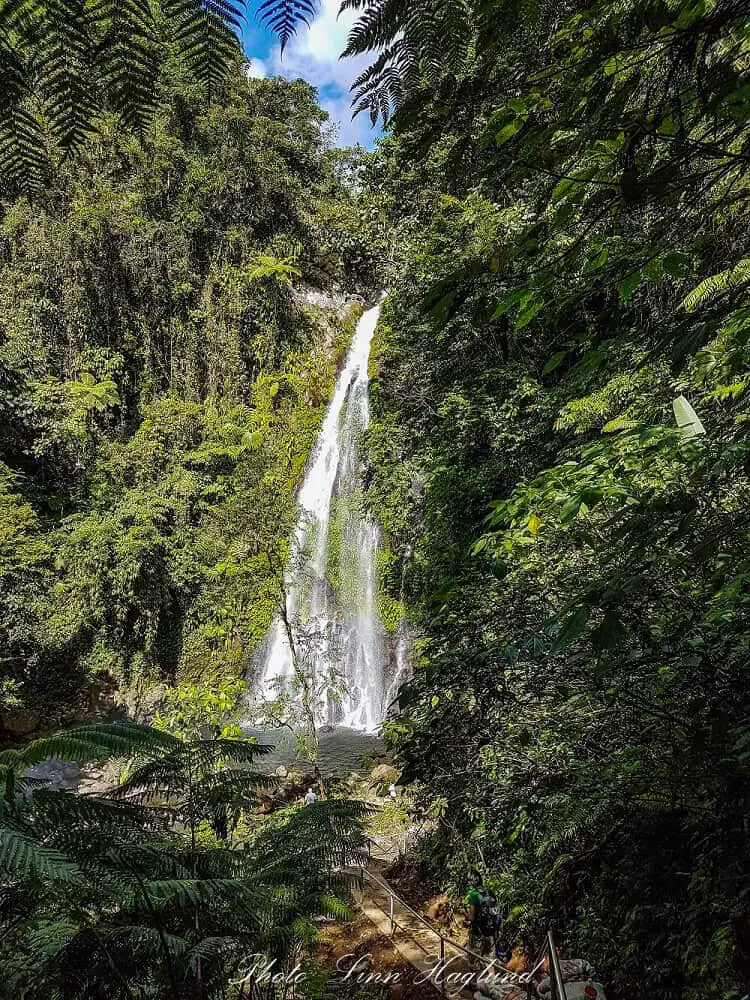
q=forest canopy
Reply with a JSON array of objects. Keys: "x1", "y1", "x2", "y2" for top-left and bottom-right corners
[{"x1": 356, "y1": 1, "x2": 750, "y2": 998}]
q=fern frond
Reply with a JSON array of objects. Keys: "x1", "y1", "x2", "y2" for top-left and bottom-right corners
[
  {"x1": 166, "y1": 0, "x2": 243, "y2": 99},
  {"x1": 99, "y1": 924, "x2": 190, "y2": 961},
  {"x1": 112, "y1": 738, "x2": 273, "y2": 806},
  {"x1": 0, "y1": 817, "x2": 80, "y2": 881},
  {"x1": 343, "y1": 0, "x2": 472, "y2": 124},
  {"x1": 0, "y1": 0, "x2": 248, "y2": 188},
  {"x1": 103, "y1": 843, "x2": 195, "y2": 882},
  {"x1": 90, "y1": 0, "x2": 160, "y2": 131},
  {"x1": 602, "y1": 415, "x2": 640, "y2": 433},
  {"x1": 681, "y1": 259, "x2": 750, "y2": 312},
  {"x1": 143, "y1": 876, "x2": 270, "y2": 914},
  {"x1": 30, "y1": 788, "x2": 152, "y2": 839},
  {"x1": 34, "y1": 0, "x2": 95, "y2": 150},
  {"x1": 317, "y1": 892, "x2": 351, "y2": 920},
  {"x1": 186, "y1": 935, "x2": 240, "y2": 969},
  {"x1": 0, "y1": 101, "x2": 48, "y2": 193},
  {"x1": 26, "y1": 919, "x2": 80, "y2": 956},
  {"x1": 257, "y1": 0, "x2": 317, "y2": 54},
  {"x1": 18, "y1": 722, "x2": 181, "y2": 768},
  {"x1": 341, "y1": 0, "x2": 407, "y2": 56}
]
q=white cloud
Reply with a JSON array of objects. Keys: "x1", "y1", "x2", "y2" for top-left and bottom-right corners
[
  {"x1": 319, "y1": 93, "x2": 376, "y2": 148},
  {"x1": 262, "y1": 0, "x2": 378, "y2": 148},
  {"x1": 298, "y1": 0, "x2": 355, "y2": 66},
  {"x1": 246, "y1": 58, "x2": 268, "y2": 79},
  {"x1": 272, "y1": 0, "x2": 361, "y2": 85}
]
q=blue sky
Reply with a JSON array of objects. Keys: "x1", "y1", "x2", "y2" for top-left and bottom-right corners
[{"x1": 241, "y1": 1, "x2": 381, "y2": 149}]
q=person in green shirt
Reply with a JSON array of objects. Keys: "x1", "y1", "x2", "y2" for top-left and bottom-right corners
[{"x1": 464, "y1": 871, "x2": 494, "y2": 961}]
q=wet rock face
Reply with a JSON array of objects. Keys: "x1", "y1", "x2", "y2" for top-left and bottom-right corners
[
  {"x1": 0, "y1": 673, "x2": 133, "y2": 745},
  {"x1": 0, "y1": 707, "x2": 42, "y2": 736},
  {"x1": 255, "y1": 768, "x2": 320, "y2": 813},
  {"x1": 370, "y1": 763, "x2": 399, "y2": 784},
  {"x1": 292, "y1": 286, "x2": 367, "y2": 317},
  {"x1": 118, "y1": 683, "x2": 168, "y2": 723},
  {"x1": 24, "y1": 757, "x2": 122, "y2": 795}
]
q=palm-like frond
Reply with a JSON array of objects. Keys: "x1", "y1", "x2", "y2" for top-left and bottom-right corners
[
  {"x1": 25, "y1": 919, "x2": 81, "y2": 956},
  {"x1": 112, "y1": 738, "x2": 273, "y2": 807},
  {"x1": 165, "y1": 0, "x2": 244, "y2": 99},
  {"x1": 342, "y1": 0, "x2": 472, "y2": 124},
  {"x1": 102, "y1": 842, "x2": 195, "y2": 882},
  {"x1": 0, "y1": 720, "x2": 367, "y2": 998},
  {"x1": 0, "y1": 816, "x2": 80, "y2": 881},
  {"x1": 90, "y1": 0, "x2": 160, "y2": 131},
  {"x1": 17, "y1": 722, "x2": 181, "y2": 768},
  {"x1": 30, "y1": 788, "x2": 155, "y2": 842},
  {"x1": 98, "y1": 924, "x2": 191, "y2": 961},
  {"x1": 34, "y1": 0, "x2": 95, "y2": 150},
  {"x1": 258, "y1": 0, "x2": 317, "y2": 54},
  {"x1": 251, "y1": 798, "x2": 371, "y2": 878},
  {"x1": 341, "y1": 0, "x2": 408, "y2": 54},
  {"x1": 185, "y1": 934, "x2": 242, "y2": 969},
  {"x1": 681, "y1": 259, "x2": 750, "y2": 312}
]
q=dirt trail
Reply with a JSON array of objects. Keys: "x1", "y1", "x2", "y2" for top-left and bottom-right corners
[{"x1": 353, "y1": 859, "x2": 487, "y2": 1000}]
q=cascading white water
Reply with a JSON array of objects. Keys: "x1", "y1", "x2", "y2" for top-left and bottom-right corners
[
  {"x1": 384, "y1": 548, "x2": 411, "y2": 712},
  {"x1": 257, "y1": 303, "x2": 389, "y2": 732}
]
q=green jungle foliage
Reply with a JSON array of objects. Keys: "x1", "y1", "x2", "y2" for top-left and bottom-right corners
[
  {"x1": 0, "y1": 50, "x2": 380, "y2": 735},
  {"x1": 0, "y1": 0, "x2": 319, "y2": 191},
  {"x1": 354, "y1": 1, "x2": 750, "y2": 998},
  {"x1": 0, "y1": 721, "x2": 365, "y2": 999}
]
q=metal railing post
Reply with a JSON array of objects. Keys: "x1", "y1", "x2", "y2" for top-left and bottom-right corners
[
  {"x1": 358, "y1": 866, "x2": 537, "y2": 991},
  {"x1": 547, "y1": 931, "x2": 567, "y2": 1000}
]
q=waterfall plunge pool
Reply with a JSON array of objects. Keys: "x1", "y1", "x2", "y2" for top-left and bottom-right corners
[{"x1": 241, "y1": 726, "x2": 385, "y2": 778}]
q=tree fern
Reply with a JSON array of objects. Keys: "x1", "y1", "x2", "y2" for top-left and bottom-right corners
[
  {"x1": 0, "y1": 64, "x2": 47, "y2": 190},
  {"x1": 0, "y1": 817, "x2": 80, "y2": 882},
  {"x1": 165, "y1": 0, "x2": 243, "y2": 100},
  {"x1": 98, "y1": 923, "x2": 192, "y2": 961},
  {"x1": 342, "y1": 0, "x2": 472, "y2": 124},
  {"x1": 258, "y1": 0, "x2": 317, "y2": 54},
  {"x1": 1, "y1": 721, "x2": 366, "y2": 998},
  {"x1": 681, "y1": 259, "x2": 750, "y2": 312},
  {"x1": 34, "y1": 0, "x2": 95, "y2": 151},
  {"x1": 25, "y1": 920, "x2": 80, "y2": 956},
  {"x1": 91, "y1": 0, "x2": 160, "y2": 132},
  {"x1": 17, "y1": 721, "x2": 181, "y2": 768}
]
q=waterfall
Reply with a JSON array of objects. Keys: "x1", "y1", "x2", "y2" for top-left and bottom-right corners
[
  {"x1": 255, "y1": 302, "x2": 390, "y2": 732},
  {"x1": 384, "y1": 548, "x2": 411, "y2": 712}
]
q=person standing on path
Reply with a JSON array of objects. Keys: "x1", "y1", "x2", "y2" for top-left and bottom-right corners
[
  {"x1": 304, "y1": 787, "x2": 317, "y2": 805},
  {"x1": 464, "y1": 871, "x2": 497, "y2": 965}
]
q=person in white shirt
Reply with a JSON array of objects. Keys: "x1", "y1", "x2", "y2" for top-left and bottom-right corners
[
  {"x1": 388, "y1": 783, "x2": 397, "y2": 801},
  {"x1": 304, "y1": 788, "x2": 317, "y2": 805}
]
